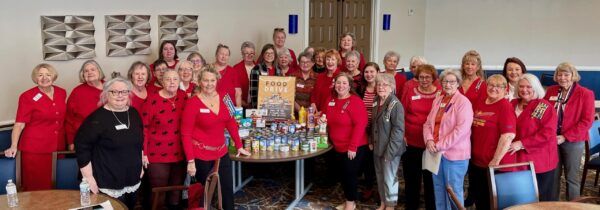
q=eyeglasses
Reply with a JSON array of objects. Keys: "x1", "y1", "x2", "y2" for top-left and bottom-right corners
[
  {"x1": 418, "y1": 75, "x2": 433, "y2": 81},
  {"x1": 441, "y1": 80, "x2": 458, "y2": 85},
  {"x1": 155, "y1": 67, "x2": 168, "y2": 72},
  {"x1": 243, "y1": 52, "x2": 255, "y2": 56},
  {"x1": 376, "y1": 83, "x2": 391, "y2": 87},
  {"x1": 109, "y1": 90, "x2": 130, "y2": 96},
  {"x1": 179, "y1": 67, "x2": 193, "y2": 72},
  {"x1": 190, "y1": 59, "x2": 203, "y2": 64},
  {"x1": 488, "y1": 84, "x2": 506, "y2": 90}
]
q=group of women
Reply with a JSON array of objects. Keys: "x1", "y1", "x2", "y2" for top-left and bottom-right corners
[{"x1": 3, "y1": 26, "x2": 596, "y2": 210}]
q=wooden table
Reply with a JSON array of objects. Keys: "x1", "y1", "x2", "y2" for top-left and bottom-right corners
[
  {"x1": 0, "y1": 190, "x2": 127, "y2": 210},
  {"x1": 506, "y1": 201, "x2": 600, "y2": 210},
  {"x1": 230, "y1": 146, "x2": 332, "y2": 210}
]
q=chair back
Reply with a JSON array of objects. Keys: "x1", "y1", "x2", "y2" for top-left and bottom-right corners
[
  {"x1": 52, "y1": 151, "x2": 79, "y2": 189},
  {"x1": 0, "y1": 127, "x2": 12, "y2": 151},
  {"x1": 588, "y1": 121, "x2": 600, "y2": 155},
  {"x1": 489, "y1": 161, "x2": 538, "y2": 210},
  {"x1": 0, "y1": 153, "x2": 20, "y2": 195},
  {"x1": 540, "y1": 73, "x2": 557, "y2": 87}
]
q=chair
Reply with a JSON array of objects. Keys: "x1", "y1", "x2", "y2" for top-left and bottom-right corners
[
  {"x1": 581, "y1": 120, "x2": 600, "y2": 195},
  {"x1": 0, "y1": 127, "x2": 12, "y2": 151},
  {"x1": 540, "y1": 73, "x2": 557, "y2": 87},
  {"x1": 51, "y1": 150, "x2": 79, "y2": 189},
  {"x1": 151, "y1": 172, "x2": 222, "y2": 210},
  {"x1": 488, "y1": 161, "x2": 538, "y2": 210},
  {"x1": 446, "y1": 184, "x2": 466, "y2": 210},
  {"x1": 0, "y1": 152, "x2": 20, "y2": 195}
]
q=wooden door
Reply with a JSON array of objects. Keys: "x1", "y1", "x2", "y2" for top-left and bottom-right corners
[{"x1": 309, "y1": 0, "x2": 338, "y2": 50}]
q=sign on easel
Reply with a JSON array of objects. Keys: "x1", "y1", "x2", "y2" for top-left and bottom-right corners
[{"x1": 257, "y1": 76, "x2": 296, "y2": 120}]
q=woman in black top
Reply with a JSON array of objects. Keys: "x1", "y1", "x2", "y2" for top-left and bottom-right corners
[{"x1": 75, "y1": 77, "x2": 144, "y2": 209}]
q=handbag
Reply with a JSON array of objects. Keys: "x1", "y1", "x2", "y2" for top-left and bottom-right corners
[{"x1": 188, "y1": 159, "x2": 223, "y2": 210}]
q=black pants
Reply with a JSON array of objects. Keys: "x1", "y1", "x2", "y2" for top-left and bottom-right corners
[
  {"x1": 334, "y1": 145, "x2": 367, "y2": 201},
  {"x1": 194, "y1": 155, "x2": 234, "y2": 210},
  {"x1": 401, "y1": 146, "x2": 435, "y2": 210},
  {"x1": 537, "y1": 168, "x2": 559, "y2": 201},
  {"x1": 117, "y1": 191, "x2": 138, "y2": 210},
  {"x1": 360, "y1": 148, "x2": 376, "y2": 190},
  {"x1": 470, "y1": 164, "x2": 491, "y2": 210}
]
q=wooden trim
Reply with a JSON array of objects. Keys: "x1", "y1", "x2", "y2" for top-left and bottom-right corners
[
  {"x1": 446, "y1": 184, "x2": 466, "y2": 210},
  {"x1": 488, "y1": 161, "x2": 539, "y2": 210}
]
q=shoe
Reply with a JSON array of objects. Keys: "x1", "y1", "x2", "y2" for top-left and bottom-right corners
[
  {"x1": 464, "y1": 197, "x2": 475, "y2": 207},
  {"x1": 360, "y1": 189, "x2": 374, "y2": 201}
]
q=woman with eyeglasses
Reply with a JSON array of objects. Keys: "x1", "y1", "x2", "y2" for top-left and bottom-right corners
[
  {"x1": 423, "y1": 69, "x2": 473, "y2": 210},
  {"x1": 65, "y1": 60, "x2": 105, "y2": 151},
  {"x1": 177, "y1": 60, "x2": 196, "y2": 97},
  {"x1": 345, "y1": 50, "x2": 363, "y2": 93},
  {"x1": 469, "y1": 75, "x2": 517, "y2": 210},
  {"x1": 400, "y1": 64, "x2": 439, "y2": 210},
  {"x1": 248, "y1": 44, "x2": 278, "y2": 108},
  {"x1": 401, "y1": 56, "x2": 433, "y2": 99},
  {"x1": 147, "y1": 59, "x2": 168, "y2": 94},
  {"x1": 232, "y1": 41, "x2": 256, "y2": 107},
  {"x1": 187, "y1": 52, "x2": 206, "y2": 85},
  {"x1": 75, "y1": 77, "x2": 144, "y2": 209},
  {"x1": 276, "y1": 47, "x2": 298, "y2": 76}
]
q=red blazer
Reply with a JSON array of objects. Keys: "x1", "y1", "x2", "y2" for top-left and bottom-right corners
[
  {"x1": 65, "y1": 83, "x2": 102, "y2": 145},
  {"x1": 512, "y1": 99, "x2": 558, "y2": 173},
  {"x1": 544, "y1": 83, "x2": 595, "y2": 142}
]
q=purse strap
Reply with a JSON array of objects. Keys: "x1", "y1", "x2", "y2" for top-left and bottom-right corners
[{"x1": 204, "y1": 158, "x2": 223, "y2": 209}]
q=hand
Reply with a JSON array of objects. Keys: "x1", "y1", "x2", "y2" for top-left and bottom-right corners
[
  {"x1": 68, "y1": 144, "x2": 75, "y2": 151},
  {"x1": 187, "y1": 161, "x2": 196, "y2": 177},
  {"x1": 237, "y1": 148, "x2": 251, "y2": 157},
  {"x1": 347, "y1": 150, "x2": 356, "y2": 160},
  {"x1": 368, "y1": 144, "x2": 374, "y2": 150},
  {"x1": 557, "y1": 135, "x2": 566, "y2": 145},
  {"x1": 4, "y1": 147, "x2": 17, "y2": 158},
  {"x1": 318, "y1": 115, "x2": 327, "y2": 125},
  {"x1": 142, "y1": 155, "x2": 149, "y2": 168},
  {"x1": 426, "y1": 140, "x2": 437, "y2": 153},
  {"x1": 508, "y1": 141, "x2": 524, "y2": 155},
  {"x1": 86, "y1": 176, "x2": 99, "y2": 194},
  {"x1": 488, "y1": 158, "x2": 501, "y2": 167}
]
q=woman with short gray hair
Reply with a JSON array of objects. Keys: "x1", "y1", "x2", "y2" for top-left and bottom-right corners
[
  {"x1": 233, "y1": 41, "x2": 256, "y2": 107},
  {"x1": 382, "y1": 50, "x2": 407, "y2": 99}
]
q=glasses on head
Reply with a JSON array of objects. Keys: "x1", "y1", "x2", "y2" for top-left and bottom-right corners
[
  {"x1": 274, "y1": 28, "x2": 285, "y2": 32},
  {"x1": 418, "y1": 75, "x2": 433, "y2": 81},
  {"x1": 441, "y1": 80, "x2": 458, "y2": 85},
  {"x1": 109, "y1": 90, "x2": 130, "y2": 96}
]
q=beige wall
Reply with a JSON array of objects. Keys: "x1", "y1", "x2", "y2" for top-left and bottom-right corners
[{"x1": 0, "y1": 0, "x2": 306, "y2": 122}]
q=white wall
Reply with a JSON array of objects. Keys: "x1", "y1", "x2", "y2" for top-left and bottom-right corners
[
  {"x1": 0, "y1": 0, "x2": 306, "y2": 122},
  {"x1": 424, "y1": 0, "x2": 600, "y2": 69}
]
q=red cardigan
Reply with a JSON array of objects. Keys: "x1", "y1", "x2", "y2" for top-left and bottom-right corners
[
  {"x1": 141, "y1": 91, "x2": 186, "y2": 163},
  {"x1": 324, "y1": 95, "x2": 368, "y2": 152},
  {"x1": 65, "y1": 83, "x2": 102, "y2": 145},
  {"x1": 512, "y1": 99, "x2": 558, "y2": 173},
  {"x1": 544, "y1": 83, "x2": 595, "y2": 142},
  {"x1": 181, "y1": 93, "x2": 242, "y2": 161}
]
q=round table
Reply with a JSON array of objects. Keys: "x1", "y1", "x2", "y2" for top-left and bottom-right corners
[
  {"x1": 0, "y1": 190, "x2": 127, "y2": 210},
  {"x1": 505, "y1": 201, "x2": 600, "y2": 210},
  {"x1": 229, "y1": 146, "x2": 333, "y2": 210}
]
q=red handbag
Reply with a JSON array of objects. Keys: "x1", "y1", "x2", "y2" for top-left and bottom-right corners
[{"x1": 188, "y1": 159, "x2": 222, "y2": 210}]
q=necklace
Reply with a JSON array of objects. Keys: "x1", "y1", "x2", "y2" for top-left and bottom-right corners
[
  {"x1": 200, "y1": 92, "x2": 218, "y2": 107},
  {"x1": 165, "y1": 96, "x2": 176, "y2": 108},
  {"x1": 109, "y1": 106, "x2": 130, "y2": 129}
]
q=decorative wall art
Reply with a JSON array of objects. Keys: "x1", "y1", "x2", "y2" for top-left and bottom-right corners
[
  {"x1": 158, "y1": 15, "x2": 199, "y2": 52},
  {"x1": 41, "y1": 15, "x2": 95, "y2": 61},
  {"x1": 105, "y1": 15, "x2": 151, "y2": 56}
]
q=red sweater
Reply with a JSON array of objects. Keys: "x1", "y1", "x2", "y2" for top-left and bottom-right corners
[
  {"x1": 233, "y1": 60, "x2": 252, "y2": 105},
  {"x1": 544, "y1": 83, "x2": 595, "y2": 142},
  {"x1": 459, "y1": 77, "x2": 487, "y2": 104},
  {"x1": 216, "y1": 66, "x2": 239, "y2": 101},
  {"x1": 141, "y1": 91, "x2": 186, "y2": 163},
  {"x1": 401, "y1": 87, "x2": 440, "y2": 148},
  {"x1": 131, "y1": 92, "x2": 146, "y2": 113},
  {"x1": 512, "y1": 99, "x2": 558, "y2": 173},
  {"x1": 181, "y1": 93, "x2": 242, "y2": 161},
  {"x1": 471, "y1": 97, "x2": 516, "y2": 168},
  {"x1": 324, "y1": 95, "x2": 368, "y2": 152},
  {"x1": 394, "y1": 73, "x2": 407, "y2": 99},
  {"x1": 180, "y1": 82, "x2": 197, "y2": 97},
  {"x1": 311, "y1": 69, "x2": 340, "y2": 112},
  {"x1": 402, "y1": 79, "x2": 441, "y2": 100},
  {"x1": 65, "y1": 83, "x2": 102, "y2": 145},
  {"x1": 339, "y1": 50, "x2": 366, "y2": 72},
  {"x1": 16, "y1": 86, "x2": 67, "y2": 153}
]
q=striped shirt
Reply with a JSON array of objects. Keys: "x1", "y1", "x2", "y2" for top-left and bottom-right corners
[{"x1": 362, "y1": 90, "x2": 376, "y2": 127}]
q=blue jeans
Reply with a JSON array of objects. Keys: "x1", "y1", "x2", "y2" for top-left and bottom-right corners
[{"x1": 432, "y1": 157, "x2": 469, "y2": 210}]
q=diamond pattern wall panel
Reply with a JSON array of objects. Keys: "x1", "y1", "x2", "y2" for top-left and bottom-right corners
[
  {"x1": 158, "y1": 15, "x2": 198, "y2": 52},
  {"x1": 105, "y1": 15, "x2": 151, "y2": 56},
  {"x1": 41, "y1": 16, "x2": 95, "y2": 61}
]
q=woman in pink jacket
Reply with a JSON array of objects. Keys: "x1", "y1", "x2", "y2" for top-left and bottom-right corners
[{"x1": 423, "y1": 68, "x2": 473, "y2": 210}]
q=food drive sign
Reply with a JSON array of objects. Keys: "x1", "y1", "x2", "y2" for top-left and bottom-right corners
[{"x1": 257, "y1": 76, "x2": 295, "y2": 119}]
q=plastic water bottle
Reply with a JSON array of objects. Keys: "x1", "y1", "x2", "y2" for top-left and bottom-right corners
[
  {"x1": 80, "y1": 178, "x2": 91, "y2": 206},
  {"x1": 6, "y1": 179, "x2": 18, "y2": 207}
]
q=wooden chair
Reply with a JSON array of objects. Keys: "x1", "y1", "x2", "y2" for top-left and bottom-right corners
[
  {"x1": 51, "y1": 150, "x2": 79, "y2": 189},
  {"x1": 151, "y1": 171, "x2": 222, "y2": 210},
  {"x1": 446, "y1": 184, "x2": 466, "y2": 210},
  {"x1": 581, "y1": 121, "x2": 600, "y2": 195},
  {"x1": 489, "y1": 161, "x2": 538, "y2": 210}
]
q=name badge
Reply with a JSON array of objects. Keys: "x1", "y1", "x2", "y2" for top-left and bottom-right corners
[
  {"x1": 411, "y1": 95, "x2": 421, "y2": 100},
  {"x1": 260, "y1": 71, "x2": 268, "y2": 76},
  {"x1": 115, "y1": 124, "x2": 128, "y2": 130},
  {"x1": 549, "y1": 96, "x2": 558, "y2": 101},
  {"x1": 33, "y1": 93, "x2": 42, "y2": 101},
  {"x1": 296, "y1": 83, "x2": 305, "y2": 88},
  {"x1": 200, "y1": 108, "x2": 210, "y2": 113},
  {"x1": 328, "y1": 101, "x2": 336, "y2": 106}
]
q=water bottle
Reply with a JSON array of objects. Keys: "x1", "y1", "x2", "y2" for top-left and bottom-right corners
[
  {"x1": 80, "y1": 178, "x2": 91, "y2": 206},
  {"x1": 6, "y1": 179, "x2": 18, "y2": 208}
]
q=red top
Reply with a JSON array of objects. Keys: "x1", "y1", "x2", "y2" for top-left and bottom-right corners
[
  {"x1": 280, "y1": 65, "x2": 299, "y2": 77},
  {"x1": 544, "y1": 84, "x2": 595, "y2": 142},
  {"x1": 401, "y1": 87, "x2": 439, "y2": 148},
  {"x1": 180, "y1": 82, "x2": 197, "y2": 97},
  {"x1": 146, "y1": 83, "x2": 162, "y2": 95},
  {"x1": 233, "y1": 60, "x2": 252, "y2": 105},
  {"x1": 324, "y1": 95, "x2": 368, "y2": 152},
  {"x1": 339, "y1": 50, "x2": 366, "y2": 72},
  {"x1": 16, "y1": 86, "x2": 67, "y2": 153},
  {"x1": 459, "y1": 77, "x2": 487, "y2": 104},
  {"x1": 149, "y1": 59, "x2": 179, "y2": 85},
  {"x1": 181, "y1": 93, "x2": 242, "y2": 161},
  {"x1": 216, "y1": 65, "x2": 240, "y2": 101},
  {"x1": 471, "y1": 97, "x2": 517, "y2": 168},
  {"x1": 130, "y1": 92, "x2": 146, "y2": 113},
  {"x1": 402, "y1": 78, "x2": 441, "y2": 99},
  {"x1": 287, "y1": 48, "x2": 298, "y2": 70},
  {"x1": 141, "y1": 91, "x2": 186, "y2": 163},
  {"x1": 65, "y1": 83, "x2": 102, "y2": 145},
  {"x1": 394, "y1": 73, "x2": 407, "y2": 99},
  {"x1": 512, "y1": 99, "x2": 558, "y2": 173},
  {"x1": 311, "y1": 69, "x2": 340, "y2": 112}
]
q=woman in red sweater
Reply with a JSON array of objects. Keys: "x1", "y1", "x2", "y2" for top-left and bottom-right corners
[
  {"x1": 399, "y1": 64, "x2": 439, "y2": 210},
  {"x1": 182, "y1": 67, "x2": 250, "y2": 210},
  {"x1": 321, "y1": 72, "x2": 368, "y2": 210},
  {"x1": 214, "y1": 43, "x2": 242, "y2": 107},
  {"x1": 4, "y1": 64, "x2": 66, "y2": 191},
  {"x1": 128, "y1": 61, "x2": 150, "y2": 112},
  {"x1": 311, "y1": 49, "x2": 342, "y2": 112},
  {"x1": 141, "y1": 70, "x2": 186, "y2": 208},
  {"x1": 65, "y1": 60, "x2": 105, "y2": 150},
  {"x1": 544, "y1": 62, "x2": 595, "y2": 200}
]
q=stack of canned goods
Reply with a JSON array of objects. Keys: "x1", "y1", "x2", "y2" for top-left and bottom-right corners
[{"x1": 242, "y1": 122, "x2": 327, "y2": 154}]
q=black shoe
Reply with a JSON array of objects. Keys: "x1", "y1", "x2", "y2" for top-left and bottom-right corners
[{"x1": 464, "y1": 197, "x2": 475, "y2": 207}]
